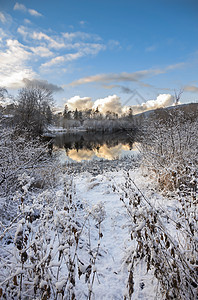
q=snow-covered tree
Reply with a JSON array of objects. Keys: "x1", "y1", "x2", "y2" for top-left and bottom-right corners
[
  {"x1": 15, "y1": 86, "x2": 54, "y2": 135},
  {"x1": 119, "y1": 105, "x2": 198, "y2": 299}
]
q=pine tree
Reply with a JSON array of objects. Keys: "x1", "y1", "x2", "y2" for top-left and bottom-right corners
[{"x1": 74, "y1": 108, "x2": 79, "y2": 120}]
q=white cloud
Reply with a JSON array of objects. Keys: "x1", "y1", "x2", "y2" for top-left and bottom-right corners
[
  {"x1": 14, "y1": 2, "x2": 26, "y2": 12},
  {"x1": 17, "y1": 27, "x2": 54, "y2": 58},
  {"x1": 66, "y1": 96, "x2": 93, "y2": 111},
  {"x1": 62, "y1": 31, "x2": 101, "y2": 42},
  {"x1": 65, "y1": 94, "x2": 122, "y2": 114},
  {"x1": 0, "y1": 12, "x2": 6, "y2": 23},
  {"x1": 17, "y1": 25, "x2": 28, "y2": 39},
  {"x1": 41, "y1": 44, "x2": 105, "y2": 69},
  {"x1": 13, "y1": 2, "x2": 42, "y2": 17},
  {"x1": 24, "y1": 18, "x2": 31, "y2": 24},
  {"x1": 17, "y1": 26, "x2": 105, "y2": 70},
  {"x1": 64, "y1": 93, "x2": 175, "y2": 115},
  {"x1": 0, "y1": 39, "x2": 35, "y2": 88},
  {"x1": 41, "y1": 56, "x2": 66, "y2": 68},
  {"x1": 128, "y1": 94, "x2": 175, "y2": 114},
  {"x1": 0, "y1": 29, "x2": 7, "y2": 43},
  {"x1": 93, "y1": 95, "x2": 122, "y2": 114},
  {"x1": 17, "y1": 26, "x2": 106, "y2": 63},
  {"x1": 32, "y1": 31, "x2": 50, "y2": 41},
  {"x1": 62, "y1": 32, "x2": 77, "y2": 40},
  {"x1": 59, "y1": 52, "x2": 81, "y2": 62},
  {"x1": 108, "y1": 40, "x2": 121, "y2": 50},
  {"x1": 18, "y1": 28, "x2": 102, "y2": 51},
  {"x1": 30, "y1": 46, "x2": 53, "y2": 57},
  {"x1": 166, "y1": 63, "x2": 185, "y2": 71},
  {"x1": 28, "y1": 9, "x2": 42, "y2": 17},
  {"x1": 79, "y1": 20, "x2": 86, "y2": 27},
  {"x1": 0, "y1": 33, "x2": 62, "y2": 89},
  {"x1": 17, "y1": 27, "x2": 66, "y2": 49},
  {"x1": 31, "y1": 31, "x2": 65, "y2": 49}
]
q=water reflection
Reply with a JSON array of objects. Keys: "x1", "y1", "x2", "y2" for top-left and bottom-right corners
[
  {"x1": 66, "y1": 149, "x2": 95, "y2": 162},
  {"x1": 53, "y1": 131, "x2": 138, "y2": 162}
]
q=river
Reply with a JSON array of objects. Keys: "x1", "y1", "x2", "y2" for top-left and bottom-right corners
[{"x1": 52, "y1": 131, "x2": 139, "y2": 162}]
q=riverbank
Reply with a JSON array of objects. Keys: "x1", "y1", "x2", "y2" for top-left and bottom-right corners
[
  {"x1": 60, "y1": 155, "x2": 141, "y2": 175},
  {"x1": 0, "y1": 138, "x2": 196, "y2": 299}
]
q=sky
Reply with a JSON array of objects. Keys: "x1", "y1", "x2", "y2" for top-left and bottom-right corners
[{"x1": 0, "y1": 0, "x2": 198, "y2": 113}]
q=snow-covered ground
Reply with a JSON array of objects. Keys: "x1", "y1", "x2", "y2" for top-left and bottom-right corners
[
  {"x1": 46, "y1": 125, "x2": 86, "y2": 134},
  {"x1": 66, "y1": 159, "x2": 197, "y2": 299},
  {"x1": 70, "y1": 167, "x2": 160, "y2": 299},
  {"x1": 75, "y1": 171, "x2": 130, "y2": 299},
  {"x1": 1, "y1": 154, "x2": 196, "y2": 299}
]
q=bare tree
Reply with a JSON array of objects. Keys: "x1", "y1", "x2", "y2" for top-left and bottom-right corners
[
  {"x1": 174, "y1": 88, "x2": 183, "y2": 105},
  {"x1": 15, "y1": 85, "x2": 54, "y2": 135}
]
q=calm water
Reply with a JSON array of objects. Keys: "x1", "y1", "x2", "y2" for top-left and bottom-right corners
[{"x1": 52, "y1": 131, "x2": 139, "y2": 162}]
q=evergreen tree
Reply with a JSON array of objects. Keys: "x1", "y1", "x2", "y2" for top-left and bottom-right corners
[
  {"x1": 74, "y1": 108, "x2": 79, "y2": 120},
  {"x1": 46, "y1": 105, "x2": 53, "y2": 124},
  {"x1": 63, "y1": 105, "x2": 68, "y2": 118}
]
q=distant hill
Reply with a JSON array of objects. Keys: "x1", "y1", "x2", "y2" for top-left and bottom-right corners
[{"x1": 133, "y1": 102, "x2": 198, "y2": 121}]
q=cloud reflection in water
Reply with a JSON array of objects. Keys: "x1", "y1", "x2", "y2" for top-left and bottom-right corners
[{"x1": 65, "y1": 143, "x2": 134, "y2": 162}]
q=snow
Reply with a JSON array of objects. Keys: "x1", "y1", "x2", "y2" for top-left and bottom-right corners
[
  {"x1": 1, "y1": 146, "x2": 196, "y2": 299},
  {"x1": 55, "y1": 279, "x2": 66, "y2": 291},
  {"x1": 69, "y1": 168, "x2": 159, "y2": 299},
  {"x1": 46, "y1": 125, "x2": 87, "y2": 134},
  {"x1": 14, "y1": 223, "x2": 23, "y2": 242},
  {"x1": 40, "y1": 279, "x2": 48, "y2": 289},
  {"x1": 76, "y1": 173, "x2": 129, "y2": 297},
  {"x1": 1, "y1": 101, "x2": 197, "y2": 298}
]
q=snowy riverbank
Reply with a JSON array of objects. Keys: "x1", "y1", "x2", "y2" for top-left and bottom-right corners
[
  {"x1": 1, "y1": 155, "x2": 197, "y2": 299},
  {"x1": 1, "y1": 103, "x2": 197, "y2": 299}
]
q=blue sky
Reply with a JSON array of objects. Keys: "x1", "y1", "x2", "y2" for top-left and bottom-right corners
[{"x1": 0, "y1": 0, "x2": 198, "y2": 110}]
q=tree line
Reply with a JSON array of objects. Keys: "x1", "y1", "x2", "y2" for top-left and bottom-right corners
[
  {"x1": 0, "y1": 85, "x2": 136, "y2": 135},
  {"x1": 55, "y1": 105, "x2": 134, "y2": 133}
]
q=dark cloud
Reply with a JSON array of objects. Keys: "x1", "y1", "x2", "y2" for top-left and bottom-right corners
[
  {"x1": 102, "y1": 84, "x2": 134, "y2": 94},
  {"x1": 67, "y1": 64, "x2": 184, "y2": 88},
  {"x1": 23, "y1": 78, "x2": 64, "y2": 92},
  {"x1": 68, "y1": 70, "x2": 160, "y2": 87},
  {"x1": 184, "y1": 85, "x2": 198, "y2": 93},
  {"x1": 119, "y1": 86, "x2": 134, "y2": 94}
]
